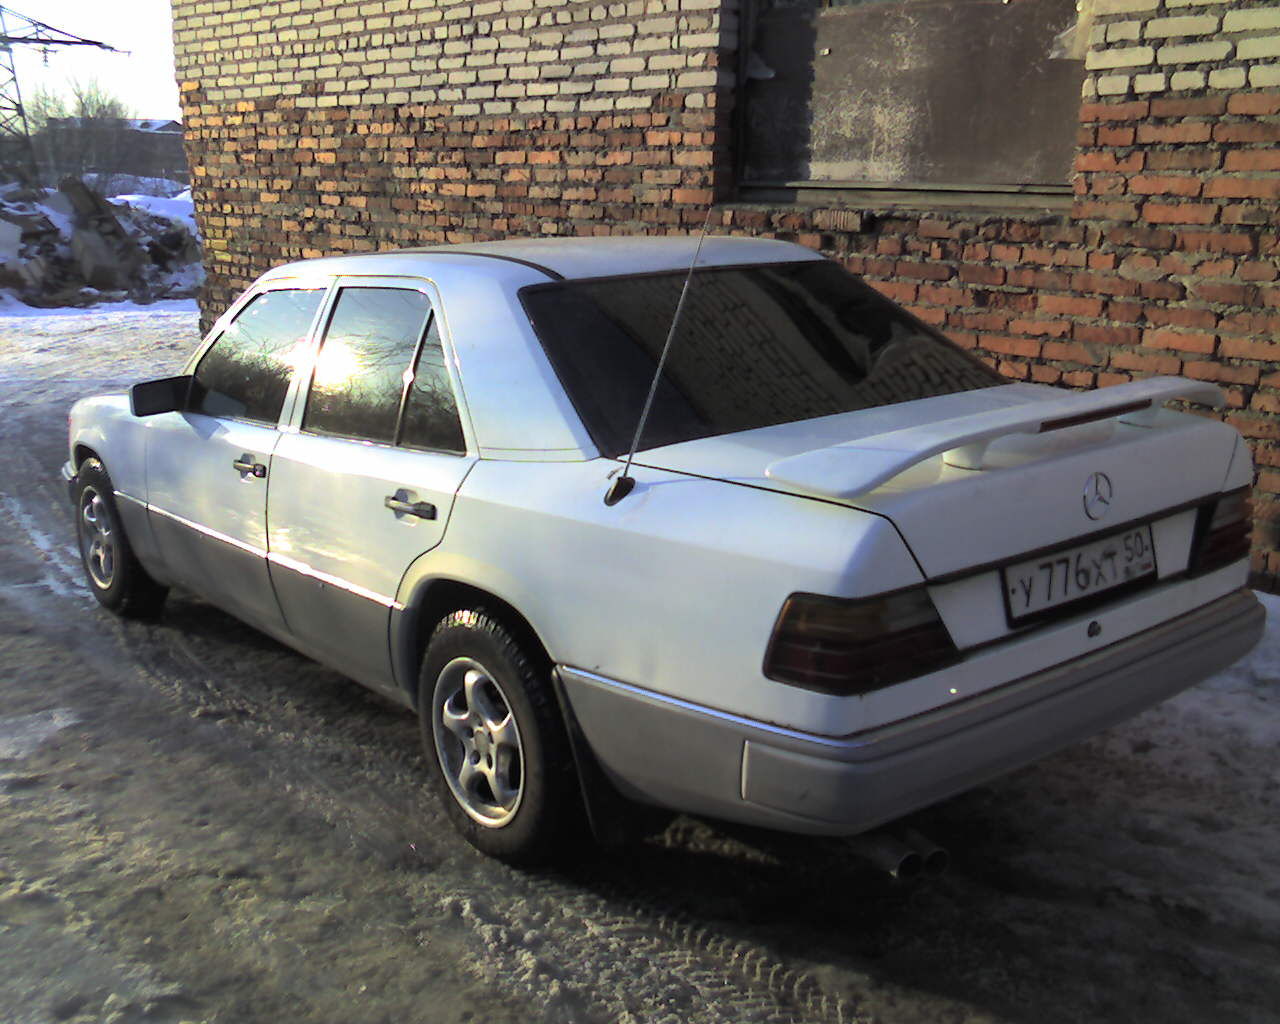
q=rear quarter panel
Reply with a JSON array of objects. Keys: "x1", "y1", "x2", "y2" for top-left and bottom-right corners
[{"x1": 395, "y1": 458, "x2": 925, "y2": 734}]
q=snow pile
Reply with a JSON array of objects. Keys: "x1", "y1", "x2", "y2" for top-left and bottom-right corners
[
  {"x1": 112, "y1": 189, "x2": 200, "y2": 238},
  {"x1": 0, "y1": 178, "x2": 203, "y2": 311},
  {"x1": 85, "y1": 173, "x2": 188, "y2": 199}
]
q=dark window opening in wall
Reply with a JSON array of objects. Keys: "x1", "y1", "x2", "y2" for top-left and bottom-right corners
[{"x1": 737, "y1": 0, "x2": 1088, "y2": 201}]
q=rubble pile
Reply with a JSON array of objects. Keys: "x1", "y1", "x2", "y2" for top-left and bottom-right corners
[{"x1": 0, "y1": 177, "x2": 203, "y2": 308}]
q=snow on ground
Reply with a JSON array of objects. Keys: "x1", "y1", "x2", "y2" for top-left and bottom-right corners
[
  {"x1": 0, "y1": 305, "x2": 1277, "y2": 1024},
  {"x1": 1177, "y1": 589, "x2": 1280, "y2": 749},
  {"x1": 0, "y1": 293, "x2": 198, "y2": 317}
]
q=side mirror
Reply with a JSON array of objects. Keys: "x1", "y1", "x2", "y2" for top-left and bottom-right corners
[{"x1": 129, "y1": 375, "x2": 192, "y2": 417}]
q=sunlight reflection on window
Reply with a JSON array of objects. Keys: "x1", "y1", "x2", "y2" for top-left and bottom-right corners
[
  {"x1": 279, "y1": 339, "x2": 314, "y2": 373},
  {"x1": 313, "y1": 338, "x2": 365, "y2": 390}
]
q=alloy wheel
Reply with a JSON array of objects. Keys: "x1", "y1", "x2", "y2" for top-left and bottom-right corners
[
  {"x1": 79, "y1": 485, "x2": 117, "y2": 590},
  {"x1": 432, "y1": 656, "x2": 525, "y2": 827}
]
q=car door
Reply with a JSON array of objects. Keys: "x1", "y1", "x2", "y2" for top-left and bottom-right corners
[
  {"x1": 145, "y1": 285, "x2": 329, "y2": 632},
  {"x1": 266, "y1": 279, "x2": 477, "y2": 692}
]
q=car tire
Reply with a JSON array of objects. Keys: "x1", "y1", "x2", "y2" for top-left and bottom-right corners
[
  {"x1": 74, "y1": 457, "x2": 168, "y2": 619},
  {"x1": 419, "y1": 608, "x2": 581, "y2": 864}
]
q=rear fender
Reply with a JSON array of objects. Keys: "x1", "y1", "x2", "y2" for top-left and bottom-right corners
[
  {"x1": 392, "y1": 559, "x2": 638, "y2": 842},
  {"x1": 391, "y1": 551, "x2": 558, "y2": 706}
]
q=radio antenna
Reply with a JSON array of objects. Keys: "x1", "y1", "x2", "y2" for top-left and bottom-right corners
[{"x1": 604, "y1": 206, "x2": 715, "y2": 506}]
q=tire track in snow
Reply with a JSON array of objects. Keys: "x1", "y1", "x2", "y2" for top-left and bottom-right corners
[
  {"x1": 0, "y1": 493, "x2": 90, "y2": 604},
  {"x1": 109, "y1": 596, "x2": 864, "y2": 1023}
]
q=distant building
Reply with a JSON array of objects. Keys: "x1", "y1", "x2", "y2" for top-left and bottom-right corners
[{"x1": 35, "y1": 117, "x2": 188, "y2": 185}]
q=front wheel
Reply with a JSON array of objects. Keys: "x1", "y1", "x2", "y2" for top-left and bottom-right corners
[
  {"x1": 419, "y1": 609, "x2": 581, "y2": 863},
  {"x1": 74, "y1": 457, "x2": 168, "y2": 618}
]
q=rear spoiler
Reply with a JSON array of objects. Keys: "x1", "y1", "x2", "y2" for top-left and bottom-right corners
[{"x1": 764, "y1": 376, "x2": 1225, "y2": 500}]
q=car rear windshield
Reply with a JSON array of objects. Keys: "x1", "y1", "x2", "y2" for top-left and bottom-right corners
[{"x1": 520, "y1": 260, "x2": 1006, "y2": 457}]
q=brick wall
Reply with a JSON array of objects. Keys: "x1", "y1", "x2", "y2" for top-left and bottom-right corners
[
  {"x1": 172, "y1": 0, "x2": 731, "y2": 307},
  {"x1": 171, "y1": 0, "x2": 1280, "y2": 583}
]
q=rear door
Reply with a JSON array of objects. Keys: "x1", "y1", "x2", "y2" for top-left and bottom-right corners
[
  {"x1": 146, "y1": 285, "x2": 329, "y2": 631},
  {"x1": 266, "y1": 279, "x2": 476, "y2": 693}
]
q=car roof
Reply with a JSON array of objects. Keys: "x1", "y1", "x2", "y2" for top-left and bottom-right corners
[
  {"x1": 257, "y1": 235, "x2": 821, "y2": 284},
  {"x1": 242, "y1": 236, "x2": 826, "y2": 460}
]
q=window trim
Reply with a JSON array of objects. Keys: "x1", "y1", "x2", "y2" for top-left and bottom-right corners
[
  {"x1": 734, "y1": 182, "x2": 1074, "y2": 215},
  {"x1": 186, "y1": 272, "x2": 475, "y2": 453},
  {"x1": 391, "y1": 309, "x2": 436, "y2": 447}
]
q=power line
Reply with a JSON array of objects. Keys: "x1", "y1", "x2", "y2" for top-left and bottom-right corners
[{"x1": 0, "y1": 5, "x2": 124, "y2": 175}]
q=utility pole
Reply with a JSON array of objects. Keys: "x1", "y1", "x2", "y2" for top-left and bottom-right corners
[{"x1": 0, "y1": 6, "x2": 122, "y2": 179}]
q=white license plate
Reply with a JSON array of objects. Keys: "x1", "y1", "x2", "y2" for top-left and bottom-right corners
[{"x1": 1003, "y1": 525, "x2": 1156, "y2": 623}]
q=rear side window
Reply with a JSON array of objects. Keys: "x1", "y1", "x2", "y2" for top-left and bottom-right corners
[
  {"x1": 303, "y1": 287, "x2": 433, "y2": 445},
  {"x1": 400, "y1": 317, "x2": 466, "y2": 454},
  {"x1": 521, "y1": 260, "x2": 1005, "y2": 456},
  {"x1": 190, "y1": 288, "x2": 325, "y2": 424}
]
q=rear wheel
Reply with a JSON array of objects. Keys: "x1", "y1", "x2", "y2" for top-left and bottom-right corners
[
  {"x1": 419, "y1": 608, "x2": 581, "y2": 863},
  {"x1": 74, "y1": 458, "x2": 168, "y2": 618}
]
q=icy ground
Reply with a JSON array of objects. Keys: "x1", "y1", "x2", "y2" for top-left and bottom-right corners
[{"x1": 0, "y1": 306, "x2": 1278, "y2": 1024}]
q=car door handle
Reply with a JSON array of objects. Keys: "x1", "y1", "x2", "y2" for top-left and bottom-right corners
[
  {"x1": 232, "y1": 455, "x2": 267, "y2": 478},
  {"x1": 385, "y1": 495, "x2": 437, "y2": 520}
]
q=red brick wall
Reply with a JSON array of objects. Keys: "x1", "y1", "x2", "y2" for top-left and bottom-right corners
[
  {"x1": 174, "y1": 0, "x2": 731, "y2": 315},
  {"x1": 172, "y1": 0, "x2": 1280, "y2": 583},
  {"x1": 184, "y1": 96, "x2": 725, "y2": 301}
]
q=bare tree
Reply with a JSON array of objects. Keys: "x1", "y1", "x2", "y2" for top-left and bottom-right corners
[
  {"x1": 67, "y1": 78, "x2": 130, "y2": 121},
  {"x1": 25, "y1": 85, "x2": 69, "y2": 134},
  {"x1": 29, "y1": 78, "x2": 132, "y2": 187}
]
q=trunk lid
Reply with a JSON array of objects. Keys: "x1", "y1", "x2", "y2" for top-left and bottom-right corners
[{"x1": 634, "y1": 379, "x2": 1238, "y2": 579}]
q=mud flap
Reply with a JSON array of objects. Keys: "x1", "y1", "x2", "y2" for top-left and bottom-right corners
[{"x1": 550, "y1": 668, "x2": 652, "y2": 847}]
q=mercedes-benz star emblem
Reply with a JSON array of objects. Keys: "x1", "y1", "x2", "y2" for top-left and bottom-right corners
[{"x1": 1083, "y1": 472, "x2": 1113, "y2": 521}]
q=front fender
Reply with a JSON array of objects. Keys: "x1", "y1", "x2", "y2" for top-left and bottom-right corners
[
  {"x1": 67, "y1": 394, "x2": 166, "y2": 577},
  {"x1": 68, "y1": 395, "x2": 145, "y2": 497}
]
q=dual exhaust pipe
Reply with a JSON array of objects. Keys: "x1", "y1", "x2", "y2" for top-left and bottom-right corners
[{"x1": 847, "y1": 827, "x2": 949, "y2": 882}]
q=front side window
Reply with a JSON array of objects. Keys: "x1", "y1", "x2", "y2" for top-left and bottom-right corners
[
  {"x1": 521, "y1": 260, "x2": 1005, "y2": 457},
  {"x1": 190, "y1": 288, "x2": 325, "y2": 424},
  {"x1": 303, "y1": 287, "x2": 433, "y2": 444}
]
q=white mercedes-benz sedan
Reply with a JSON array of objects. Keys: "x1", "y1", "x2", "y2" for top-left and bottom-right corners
[{"x1": 63, "y1": 237, "x2": 1264, "y2": 863}]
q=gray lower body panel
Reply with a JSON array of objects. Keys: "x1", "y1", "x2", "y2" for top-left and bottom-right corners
[
  {"x1": 559, "y1": 588, "x2": 1264, "y2": 835},
  {"x1": 269, "y1": 561, "x2": 399, "y2": 701}
]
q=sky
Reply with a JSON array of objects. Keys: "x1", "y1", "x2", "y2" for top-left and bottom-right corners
[{"x1": 9, "y1": 0, "x2": 182, "y2": 121}]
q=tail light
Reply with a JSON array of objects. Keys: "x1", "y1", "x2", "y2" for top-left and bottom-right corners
[
  {"x1": 1189, "y1": 487, "x2": 1252, "y2": 576},
  {"x1": 764, "y1": 588, "x2": 960, "y2": 696}
]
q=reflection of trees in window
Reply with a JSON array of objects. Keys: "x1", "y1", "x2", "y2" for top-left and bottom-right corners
[
  {"x1": 303, "y1": 288, "x2": 432, "y2": 445},
  {"x1": 524, "y1": 261, "x2": 1005, "y2": 457},
  {"x1": 191, "y1": 289, "x2": 325, "y2": 424},
  {"x1": 401, "y1": 320, "x2": 465, "y2": 454}
]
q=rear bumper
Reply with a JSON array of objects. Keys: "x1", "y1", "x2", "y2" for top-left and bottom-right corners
[{"x1": 559, "y1": 588, "x2": 1264, "y2": 835}]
